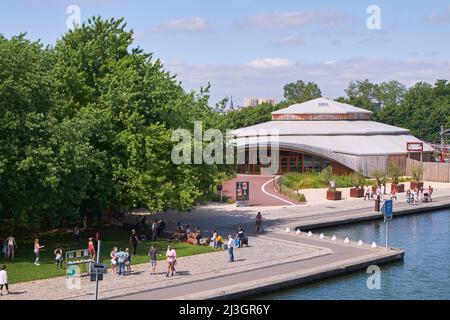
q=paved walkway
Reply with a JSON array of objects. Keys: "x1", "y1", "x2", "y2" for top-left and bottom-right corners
[
  {"x1": 1, "y1": 180, "x2": 447, "y2": 300},
  {"x1": 222, "y1": 175, "x2": 299, "y2": 206},
  {"x1": 0, "y1": 229, "x2": 400, "y2": 300}
]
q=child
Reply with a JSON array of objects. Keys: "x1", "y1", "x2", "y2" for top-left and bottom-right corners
[
  {"x1": 0, "y1": 265, "x2": 8, "y2": 295},
  {"x1": 110, "y1": 247, "x2": 118, "y2": 274},
  {"x1": 54, "y1": 244, "x2": 64, "y2": 269}
]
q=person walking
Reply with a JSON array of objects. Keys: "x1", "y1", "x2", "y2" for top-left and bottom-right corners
[
  {"x1": 125, "y1": 248, "x2": 132, "y2": 274},
  {"x1": 0, "y1": 265, "x2": 9, "y2": 296},
  {"x1": 236, "y1": 226, "x2": 245, "y2": 248},
  {"x1": 428, "y1": 185, "x2": 433, "y2": 201},
  {"x1": 212, "y1": 229, "x2": 218, "y2": 250},
  {"x1": 391, "y1": 186, "x2": 397, "y2": 201},
  {"x1": 73, "y1": 225, "x2": 80, "y2": 243},
  {"x1": 88, "y1": 237, "x2": 96, "y2": 260},
  {"x1": 148, "y1": 244, "x2": 158, "y2": 275},
  {"x1": 166, "y1": 245, "x2": 177, "y2": 277},
  {"x1": 115, "y1": 248, "x2": 127, "y2": 276},
  {"x1": 227, "y1": 235, "x2": 235, "y2": 262},
  {"x1": 129, "y1": 229, "x2": 141, "y2": 255},
  {"x1": 256, "y1": 212, "x2": 262, "y2": 233},
  {"x1": 364, "y1": 186, "x2": 370, "y2": 200},
  {"x1": 2, "y1": 238, "x2": 7, "y2": 259},
  {"x1": 157, "y1": 219, "x2": 166, "y2": 238},
  {"x1": 33, "y1": 239, "x2": 44, "y2": 266},
  {"x1": 110, "y1": 247, "x2": 118, "y2": 274},
  {"x1": 6, "y1": 235, "x2": 17, "y2": 261},
  {"x1": 151, "y1": 220, "x2": 158, "y2": 241},
  {"x1": 54, "y1": 244, "x2": 64, "y2": 269}
]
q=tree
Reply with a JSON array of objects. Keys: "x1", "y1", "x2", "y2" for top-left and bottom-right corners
[{"x1": 283, "y1": 81, "x2": 321, "y2": 104}]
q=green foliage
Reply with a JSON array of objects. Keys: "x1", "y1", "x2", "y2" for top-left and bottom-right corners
[
  {"x1": 370, "y1": 169, "x2": 388, "y2": 187},
  {"x1": 279, "y1": 171, "x2": 363, "y2": 190},
  {"x1": 0, "y1": 17, "x2": 226, "y2": 232},
  {"x1": 387, "y1": 163, "x2": 402, "y2": 185},
  {"x1": 349, "y1": 171, "x2": 366, "y2": 189},
  {"x1": 411, "y1": 164, "x2": 424, "y2": 182},
  {"x1": 283, "y1": 80, "x2": 321, "y2": 104}
]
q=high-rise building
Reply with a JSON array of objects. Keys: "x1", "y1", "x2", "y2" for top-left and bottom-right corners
[{"x1": 243, "y1": 97, "x2": 276, "y2": 108}]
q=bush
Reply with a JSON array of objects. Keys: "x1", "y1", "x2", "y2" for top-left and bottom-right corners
[
  {"x1": 411, "y1": 164, "x2": 424, "y2": 182},
  {"x1": 388, "y1": 163, "x2": 402, "y2": 185}
]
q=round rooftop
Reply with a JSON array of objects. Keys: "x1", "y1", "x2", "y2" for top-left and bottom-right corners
[{"x1": 271, "y1": 97, "x2": 372, "y2": 121}]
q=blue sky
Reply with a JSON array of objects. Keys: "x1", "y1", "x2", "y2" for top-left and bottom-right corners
[{"x1": 1, "y1": 0, "x2": 450, "y2": 105}]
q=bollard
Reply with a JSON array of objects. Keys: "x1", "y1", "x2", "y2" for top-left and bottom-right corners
[{"x1": 375, "y1": 198, "x2": 381, "y2": 212}]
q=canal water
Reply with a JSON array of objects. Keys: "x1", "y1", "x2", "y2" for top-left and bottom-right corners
[{"x1": 254, "y1": 208, "x2": 450, "y2": 300}]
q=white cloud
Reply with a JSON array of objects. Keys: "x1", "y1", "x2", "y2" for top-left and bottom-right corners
[
  {"x1": 242, "y1": 9, "x2": 348, "y2": 29},
  {"x1": 425, "y1": 7, "x2": 450, "y2": 24},
  {"x1": 272, "y1": 36, "x2": 305, "y2": 47},
  {"x1": 246, "y1": 58, "x2": 292, "y2": 69},
  {"x1": 165, "y1": 58, "x2": 450, "y2": 106},
  {"x1": 152, "y1": 17, "x2": 212, "y2": 32}
]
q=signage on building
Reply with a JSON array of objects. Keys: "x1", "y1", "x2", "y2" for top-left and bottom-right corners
[
  {"x1": 236, "y1": 181, "x2": 249, "y2": 207},
  {"x1": 407, "y1": 142, "x2": 423, "y2": 152}
]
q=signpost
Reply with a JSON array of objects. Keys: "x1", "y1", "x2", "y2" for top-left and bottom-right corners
[
  {"x1": 407, "y1": 142, "x2": 424, "y2": 161},
  {"x1": 381, "y1": 199, "x2": 393, "y2": 252},
  {"x1": 90, "y1": 240, "x2": 106, "y2": 300},
  {"x1": 236, "y1": 181, "x2": 249, "y2": 207}
]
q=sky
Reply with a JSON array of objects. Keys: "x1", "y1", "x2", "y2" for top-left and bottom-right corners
[{"x1": 1, "y1": 0, "x2": 450, "y2": 106}]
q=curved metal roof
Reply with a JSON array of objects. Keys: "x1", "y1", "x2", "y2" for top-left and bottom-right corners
[{"x1": 271, "y1": 97, "x2": 373, "y2": 115}]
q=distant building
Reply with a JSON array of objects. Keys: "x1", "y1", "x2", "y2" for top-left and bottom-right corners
[
  {"x1": 243, "y1": 97, "x2": 276, "y2": 108},
  {"x1": 232, "y1": 97, "x2": 432, "y2": 177}
]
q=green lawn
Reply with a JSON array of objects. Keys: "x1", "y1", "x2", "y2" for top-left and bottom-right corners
[{"x1": 0, "y1": 225, "x2": 214, "y2": 284}]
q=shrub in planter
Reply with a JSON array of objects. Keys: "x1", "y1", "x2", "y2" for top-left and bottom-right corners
[
  {"x1": 410, "y1": 164, "x2": 424, "y2": 191},
  {"x1": 349, "y1": 171, "x2": 366, "y2": 198},
  {"x1": 388, "y1": 163, "x2": 405, "y2": 193}
]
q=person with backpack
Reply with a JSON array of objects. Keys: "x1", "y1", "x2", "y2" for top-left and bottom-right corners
[{"x1": 115, "y1": 248, "x2": 128, "y2": 276}]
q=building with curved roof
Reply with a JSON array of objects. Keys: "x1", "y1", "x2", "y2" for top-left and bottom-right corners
[{"x1": 232, "y1": 97, "x2": 432, "y2": 177}]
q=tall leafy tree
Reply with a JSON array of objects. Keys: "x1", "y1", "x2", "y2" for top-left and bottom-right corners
[{"x1": 283, "y1": 80, "x2": 321, "y2": 104}]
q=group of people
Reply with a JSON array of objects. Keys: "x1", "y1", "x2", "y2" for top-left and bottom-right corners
[
  {"x1": 170, "y1": 223, "x2": 202, "y2": 243},
  {"x1": 150, "y1": 219, "x2": 166, "y2": 241},
  {"x1": 0, "y1": 235, "x2": 17, "y2": 261},
  {"x1": 109, "y1": 247, "x2": 132, "y2": 276},
  {"x1": 406, "y1": 185, "x2": 433, "y2": 205},
  {"x1": 363, "y1": 185, "x2": 386, "y2": 201}
]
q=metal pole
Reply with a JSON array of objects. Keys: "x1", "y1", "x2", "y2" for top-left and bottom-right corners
[
  {"x1": 385, "y1": 220, "x2": 389, "y2": 252},
  {"x1": 95, "y1": 240, "x2": 101, "y2": 300},
  {"x1": 220, "y1": 190, "x2": 223, "y2": 203}
]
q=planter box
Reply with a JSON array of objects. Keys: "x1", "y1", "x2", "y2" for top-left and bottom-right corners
[
  {"x1": 391, "y1": 184, "x2": 405, "y2": 193},
  {"x1": 410, "y1": 181, "x2": 423, "y2": 190},
  {"x1": 350, "y1": 188, "x2": 364, "y2": 198},
  {"x1": 327, "y1": 190, "x2": 342, "y2": 201}
]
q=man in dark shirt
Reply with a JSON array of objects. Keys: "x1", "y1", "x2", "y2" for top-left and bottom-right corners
[
  {"x1": 148, "y1": 245, "x2": 158, "y2": 275},
  {"x1": 129, "y1": 229, "x2": 140, "y2": 255}
]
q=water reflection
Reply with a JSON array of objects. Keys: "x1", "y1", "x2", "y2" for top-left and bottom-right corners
[{"x1": 252, "y1": 209, "x2": 450, "y2": 300}]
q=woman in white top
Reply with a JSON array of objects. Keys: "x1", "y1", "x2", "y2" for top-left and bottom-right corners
[
  {"x1": 0, "y1": 265, "x2": 9, "y2": 295},
  {"x1": 34, "y1": 239, "x2": 45, "y2": 266}
]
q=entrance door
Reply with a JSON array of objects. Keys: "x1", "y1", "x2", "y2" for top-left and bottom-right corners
[{"x1": 280, "y1": 156, "x2": 297, "y2": 174}]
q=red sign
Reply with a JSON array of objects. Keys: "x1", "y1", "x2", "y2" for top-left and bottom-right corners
[{"x1": 407, "y1": 142, "x2": 423, "y2": 152}]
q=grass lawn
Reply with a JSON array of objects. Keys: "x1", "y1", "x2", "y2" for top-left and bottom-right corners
[{"x1": 0, "y1": 225, "x2": 214, "y2": 284}]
